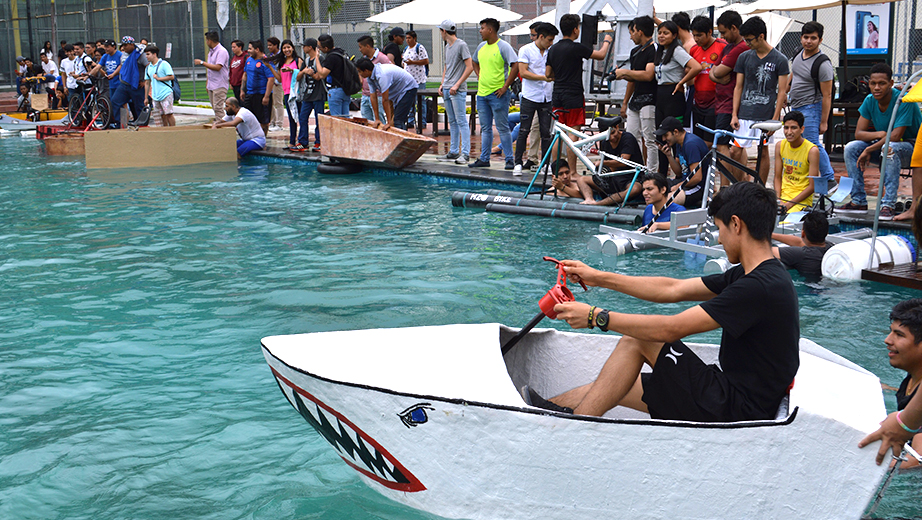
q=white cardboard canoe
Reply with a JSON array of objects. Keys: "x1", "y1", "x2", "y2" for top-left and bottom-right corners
[{"x1": 262, "y1": 323, "x2": 888, "y2": 520}]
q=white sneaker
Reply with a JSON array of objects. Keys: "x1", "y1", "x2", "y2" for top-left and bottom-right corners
[
  {"x1": 455, "y1": 155, "x2": 469, "y2": 165},
  {"x1": 512, "y1": 164, "x2": 523, "y2": 176},
  {"x1": 268, "y1": 124, "x2": 282, "y2": 132}
]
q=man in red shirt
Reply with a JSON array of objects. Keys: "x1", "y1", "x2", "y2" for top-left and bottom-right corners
[
  {"x1": 689, "y1": 15, "x2": 726, "y2": 147},
  {"x1": 228, "y1": 39, "x2": 247, "y2": 100},
  {"x1": 708, "y1": 10, "x2": 748, "y2": 182}
]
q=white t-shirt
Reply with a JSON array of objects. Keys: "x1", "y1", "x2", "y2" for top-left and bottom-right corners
[
  {"x1": 517, "y1": 42, "x2": 552, "y2": 103},
  {"x1": 42, "y1": 60, "x2": 59, "y2": 89},
  {"x1": 60, "y1": 57, "x2": 78, "y2": 89},
  {"x1": 224, "y1": 107, "x2": 265, "y2": 142}
]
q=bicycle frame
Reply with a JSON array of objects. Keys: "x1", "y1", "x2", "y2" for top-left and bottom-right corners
[{"x1": 523, "y1": 120, "x2": 612, "y2": 200}]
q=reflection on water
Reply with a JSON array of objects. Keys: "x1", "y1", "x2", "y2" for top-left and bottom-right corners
[{"x1": 0, "y1": 138, "x2": 919, "y2": 520}]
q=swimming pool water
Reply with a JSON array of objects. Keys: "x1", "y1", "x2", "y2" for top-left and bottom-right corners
[{"x1": 0, "y1": 137, "x2": 919, "y2": 519}]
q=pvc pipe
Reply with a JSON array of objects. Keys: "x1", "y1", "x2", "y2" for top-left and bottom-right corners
[
  {"x1": 485, "y1": 204, "x2": 641, "y2": 225},
  {"x1": 453, "y1": 192, "x2": 641, "y2": 223}
]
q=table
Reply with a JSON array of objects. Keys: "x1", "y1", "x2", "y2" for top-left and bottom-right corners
[{"x1": 415, "y1": 88, "x2": 477, "y2": 137}]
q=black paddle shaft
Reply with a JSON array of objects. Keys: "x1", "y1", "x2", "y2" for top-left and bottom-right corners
[{"x1": 501, "y1": 311, "x2": 546, "y2": 355}]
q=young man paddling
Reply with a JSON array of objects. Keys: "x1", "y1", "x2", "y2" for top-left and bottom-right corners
[{"x1": 525, "y1": 181, "x2": 799, "y2": 423}]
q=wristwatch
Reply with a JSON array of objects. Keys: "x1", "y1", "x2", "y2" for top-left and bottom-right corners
[{"x1": 595, "y1": 309, "x2": 610, "y2": 332}]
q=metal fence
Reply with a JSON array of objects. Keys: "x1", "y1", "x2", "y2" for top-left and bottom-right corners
[{"x1": 2, "y1": 0, "x2": 920, "y2": 101}]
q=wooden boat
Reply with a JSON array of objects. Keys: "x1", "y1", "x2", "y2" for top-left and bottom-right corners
[
  {"x1": 262, "y1": 323, "x2": 888, "y2": 520},
  {"x1": 317, "y1": 114, "x2": 435, "y2": 169},
  {"x1": 44, "y1": 132, "x2": 85, "y2": 155},
  {"x1": 3, "y1": 109, "x2": 68, "y2": 121}
]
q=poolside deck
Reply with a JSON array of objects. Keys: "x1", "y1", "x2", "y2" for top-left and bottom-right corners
[{"x1": 862, "y1": 263, "x2": 922, "y2": 290}]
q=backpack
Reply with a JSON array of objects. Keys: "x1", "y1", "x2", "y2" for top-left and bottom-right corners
[
  {"x1": 791, "y1": 48, "x2": 835, "y2": 101},
  {"x1": 155, "y1": 61, "x2": 181, "y2": 102},
  {"x1": 415, "y1": 43, "x2": 429, "y2": 77},
  {"x1": 328, "y1": 49, "x2": 362, "y2": 96}
]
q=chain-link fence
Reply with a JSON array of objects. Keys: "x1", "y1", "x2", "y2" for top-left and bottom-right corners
[{"x1": 2, "y1": 0, "x2": 920, "y2": 101}]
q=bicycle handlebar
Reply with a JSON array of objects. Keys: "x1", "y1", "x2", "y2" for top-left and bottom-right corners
[{"x1": 696, "y1": 124, "x2": 761, "y2": 141}]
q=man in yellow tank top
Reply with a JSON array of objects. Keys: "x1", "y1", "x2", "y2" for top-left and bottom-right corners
[{"x1": 774, "y1": 110, "x2": 820, "y2": 213}]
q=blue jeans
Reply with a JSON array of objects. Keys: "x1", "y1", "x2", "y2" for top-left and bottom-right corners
[
  {"x1": 328, "y1": 87, "x2": 350, "y2": 116},
  {"x1": 391, "y1": 89, "x2": 417, "y2": 131},
  {"x1": 477, "y1": 90, "x2": 513, "y2": 163},
  {"x1": 443, "y1": 88, "x2": 470, "y2": 157},
  {"x1": 793, "y1": 101, "x2": 835, "y2": 181},
  {"x1": 110, "y1": 82, "x2": 146, "y2": 124},
  {"x1": 844, "y1": 139, "x2": 913, "y2": 208},
  {"x1": 496, "y1": 111, "x2": 520, "y2": 155},
  {"x1": 298, "y1": 99, "x2": 325, "y2": 146},
  {"x1": 407, "y1": 82, "x2": 427, "y2": 127},
  {"x1": 361, "y1": 94, "x2": 386, "y2": 123}
]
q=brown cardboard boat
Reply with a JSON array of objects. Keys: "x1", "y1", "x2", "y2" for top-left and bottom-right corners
[
  {"x1": 44, "y1": 132, "x2": 85, "y2": 155},
  {"x1": 83, "y1": 126, "x2": 238, "y2": 169},
  {"x1": 318, "y1": 115, "x2": 435, "y2": 169}
]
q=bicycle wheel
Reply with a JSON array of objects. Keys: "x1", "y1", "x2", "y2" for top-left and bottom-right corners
[
  {"x1": 92, "y1": 97, "x2": 111, "y2": 129},
  {"x1": 68, "y1": 97, "x2": 85, "y2": 125}
]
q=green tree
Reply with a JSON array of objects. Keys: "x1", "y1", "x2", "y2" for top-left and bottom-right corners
[{"x1": 231, "y1": 0, "x2": 344, "y2": 25}]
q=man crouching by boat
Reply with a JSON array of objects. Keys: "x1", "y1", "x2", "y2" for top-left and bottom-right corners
[
  {"x1": 532, "y1": 181, "x2": 799, "y2": 422},
  {"x1": 212, "y1": 97, "x2": 266, "y2": 158}
]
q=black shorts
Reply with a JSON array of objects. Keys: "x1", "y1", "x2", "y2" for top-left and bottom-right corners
[
  {"x1": 641, "y1": 341, "x2": 738, "y2": 422},
  {"x1": 592, "y1": 170, "x2": 628, "y2": 197},
  {"x1": 692, "y1": 104, "x2": 717, "y2": 142},
  {"x1": 244, "y1": 92, "x2": 272, "y2": 124},
  {"x1": 715, "y1": 113, "x2": 733, "y2": 146},
  {"x1": 667, "y1": 179, "x2": 705, "y2": 209}
]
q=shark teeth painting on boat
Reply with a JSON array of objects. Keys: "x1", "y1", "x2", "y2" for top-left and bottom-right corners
[{"x1": 271, "y1": 368, "x2": 426, "y2": 493}]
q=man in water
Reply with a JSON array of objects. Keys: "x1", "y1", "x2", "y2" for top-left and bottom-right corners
[
  {"x1": 770, "y1": 211, "x2": 830, "y2": 280},
  {"x1": 525, "y1": 181, "x2": 799, "y2": 423},
  {"x1": 639, "y1": 172, "x2": 685, "y2": 232},
  {"x1": 212, "y1": 97, "x2": 266, "y2": 158}
]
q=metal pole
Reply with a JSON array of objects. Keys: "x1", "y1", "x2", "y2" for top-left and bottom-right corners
[
  {"x1": 257, "y1": 0, "x2": 265, "y2": 43},
  {"x1": 190, "y1": 0, "x2": 196, "y2": 101},
  {"x1": 149, "y1": 0, "x2": 154, "y2": 44},
  {"x1": 51, "y1": 0, "x2": 58, "y2": 58},
  {"x1": 25, "y1": 0, "x2": 34, "y2": 58}
]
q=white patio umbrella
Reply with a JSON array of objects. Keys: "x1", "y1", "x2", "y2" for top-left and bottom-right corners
[
  {"x1": 742, "y1": 0, "x2": 902, "y2": 14},
  {"x1": 501, "y1": 0, "x2": 615, "y2": 36},
  {"x1": 367, "y1": 0, "x2": 522, "y2": 25}
]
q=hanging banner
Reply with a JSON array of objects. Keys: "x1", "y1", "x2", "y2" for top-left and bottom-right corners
[{"x1": 216, "y1": 0, "x2": 230, "y2": 29}]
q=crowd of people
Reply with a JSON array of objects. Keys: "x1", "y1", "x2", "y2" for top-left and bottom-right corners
[{"x1": 12, "y1": 11, "x2": 922, "y2": 217}]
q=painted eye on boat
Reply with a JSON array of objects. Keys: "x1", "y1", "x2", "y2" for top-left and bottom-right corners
[{"x1": 398, "y1": 403, "x2": 434, "y2": 428}]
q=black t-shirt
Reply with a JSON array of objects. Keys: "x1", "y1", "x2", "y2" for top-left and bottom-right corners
[
  {"x1": 897, "y1": 374, "x2": 919, "y2": 411},
  {"x1": 600, "y1": 131, "x2": 644, "y2": 166},
  {"x1": 546, "y1": 38, "x2": 592, "y2": 109},
  {"x1": 628, "y1": 40, "x2": 656, "y2": 110},
  {"x1": 700, "y1": 259, "x2": 800, "y2": 419},
  {"x1": 322, "y1": 48, "x2": 347, "y2": 89},
  {"x1": 778, "y1": 243, "x2": 831, "y2": 280},
  {"x1": 383, "y1": 42, "x2": 403, "y2": 68}
]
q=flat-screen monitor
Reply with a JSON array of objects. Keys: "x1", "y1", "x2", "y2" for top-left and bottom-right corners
[{"x1": 846, "y1": 4, "x2": 888, "y2": 56}]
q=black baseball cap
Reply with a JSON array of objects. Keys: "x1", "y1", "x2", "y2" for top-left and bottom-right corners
[{"x1": 654, "y1": 116, "x2": 684, "y2": 137}]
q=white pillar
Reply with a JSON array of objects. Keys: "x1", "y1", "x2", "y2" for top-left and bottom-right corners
[{"x1": 637, "y1": 0, "x2": 653, "y2": 17}]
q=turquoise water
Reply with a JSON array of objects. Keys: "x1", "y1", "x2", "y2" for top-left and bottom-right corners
[{"x1": 0, "y1": 137, "x2": 919, "y2": 519}]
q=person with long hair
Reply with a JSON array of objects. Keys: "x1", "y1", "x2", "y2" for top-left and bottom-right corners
[
  {"x1": 866, "y1": 20, "x2": 879, "y2": 49},
  {"x1": 274, "y1": 40, "x2": 302, "y2": 148},
  {"x1": 653, "y1": 20, "x2": 701, "y2": 173},
  {"x1": 40, "y1": 41, "x2": 54, "y2": 62}
]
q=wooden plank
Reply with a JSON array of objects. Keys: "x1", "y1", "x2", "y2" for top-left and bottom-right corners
[{"x1": 861, "y1": 263, "x2": 922, "y2": 290}]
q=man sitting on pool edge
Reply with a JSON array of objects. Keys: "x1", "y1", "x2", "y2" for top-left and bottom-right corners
[
  {"x1": 523, "y1": 181, "x2": 800, "y2": 422},
  {"x1": 211, "y1": 97, "x2": 266, "y2": 158}
]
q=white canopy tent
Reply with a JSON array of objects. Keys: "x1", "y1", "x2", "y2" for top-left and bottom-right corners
[
  {"x1": 738, "y1": 0, "x2": 902, "y2": 14},
  {"x1": 502, "y1": 0, "x2": 726, "y2": 36},
  {"x1": 501, "y1": 0, "x2": 616, "y2": 36},
  {"x1": 712, "y1": 7, "x2": 795, "y2": 46},
  {"x1": 366, "y1": 0, "x2": 522, "y2": 25}
]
